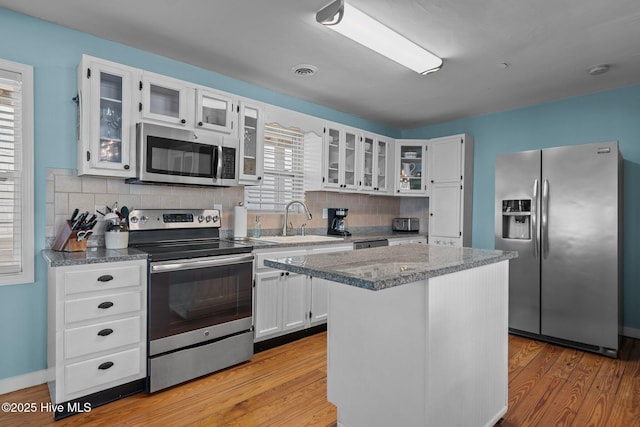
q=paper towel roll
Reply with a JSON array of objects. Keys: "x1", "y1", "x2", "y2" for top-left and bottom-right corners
[{"x1": 233, "y1": 204, "x2": 247, "y2": 238}]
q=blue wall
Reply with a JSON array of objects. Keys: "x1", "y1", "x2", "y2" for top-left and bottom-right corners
[
  {"x1": 0, "y1": 8, "x2": 397, "y2": 381},
  {"x1": 402, "y1": 85, "x2": 640, "y2": 331}
]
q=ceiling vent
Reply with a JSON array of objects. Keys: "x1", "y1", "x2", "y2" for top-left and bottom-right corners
[{"x1": 291, "y1": 64, "x2": 318, "y2": 76}]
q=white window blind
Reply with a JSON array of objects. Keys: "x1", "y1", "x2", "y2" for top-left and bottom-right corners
[
  {"x1": 0, "y1": 59, "x2": 34, "y2": 285},
  {"x1": 245, "y1": 124, "x2": 305, "y2": 212}
]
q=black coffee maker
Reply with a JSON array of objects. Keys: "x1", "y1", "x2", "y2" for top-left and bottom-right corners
[{"x1": 327, "y1": 208, "x2": 351, "y2": 236}]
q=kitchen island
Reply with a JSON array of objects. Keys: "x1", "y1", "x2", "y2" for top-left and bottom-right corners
[{"x1": 265, "y1": 244, "x2": 517, "y2": 427}]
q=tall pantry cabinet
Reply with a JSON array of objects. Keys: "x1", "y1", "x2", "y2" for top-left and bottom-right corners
[{"x1": 428, "y1": 134, "x2": 473, "y2": 247}]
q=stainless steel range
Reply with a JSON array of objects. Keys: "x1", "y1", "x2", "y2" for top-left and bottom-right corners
[{"x1": 128, "y1": 208, "x2": 254, "y2": 392}]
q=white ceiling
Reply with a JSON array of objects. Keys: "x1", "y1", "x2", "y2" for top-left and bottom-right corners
[{"x1": 2, "y1": 0, "x2": 640, "y2": 130}]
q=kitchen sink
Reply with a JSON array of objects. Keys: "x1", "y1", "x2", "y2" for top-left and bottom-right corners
[{"x1": 259, "y1": 235, "x2": 345, "y2": 243}]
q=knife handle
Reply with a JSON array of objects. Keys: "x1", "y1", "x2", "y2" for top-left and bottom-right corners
[{"x1": 69, "y1": 208, "x2": 79, "y2": 222}]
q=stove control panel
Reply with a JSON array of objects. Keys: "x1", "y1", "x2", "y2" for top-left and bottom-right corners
[{"x1": 128, "y1": 209, "x2": 221, "y2": 230}]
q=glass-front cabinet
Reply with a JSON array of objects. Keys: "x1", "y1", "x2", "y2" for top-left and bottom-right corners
[
  {"x1": 360, "y1": 134, "x2": 390, "y2": 194},
  {"x1": 323, "y1": 125, "x2": 358, "y2": 191},
  {"x1": 196, "y1": 89, "x2": 235, "y2": 134},
  {"x1": 238, "y1": 100, "x2": 264, "y2": 184},
  {"x1": 140, "y1": 73, "x2": 190, "y2": 126},
  {"x1": 394, "y1": 139, "x2": 428, "y2": 196},
  {"x1": 77, "y1": 55, "x2": 137, "y2": 177}
]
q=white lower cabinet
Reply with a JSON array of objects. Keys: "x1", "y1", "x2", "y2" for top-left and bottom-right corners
[
  {"x1": 253, "y1": 243, "x2": 352, "y2": 342},
  {"x1": 47, "y1": 259, "x2": 147, "y2": 405}
]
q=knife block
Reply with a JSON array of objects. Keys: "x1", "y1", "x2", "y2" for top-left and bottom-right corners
[{"x1": 51, "y1": 221, "x2": 88, "y2": 252}]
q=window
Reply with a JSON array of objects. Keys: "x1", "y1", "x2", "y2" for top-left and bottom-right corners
[
  {"x1": 0, "y1": 59, "x2": 34, "y2": 285},
  {"x1": 245, "y1": 124, "x2": 305, "y2": 212}
]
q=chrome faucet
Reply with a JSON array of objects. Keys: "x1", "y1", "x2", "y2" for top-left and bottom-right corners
[{"x1": 282, "y1": 200, "x2": 312, "y2": 236}]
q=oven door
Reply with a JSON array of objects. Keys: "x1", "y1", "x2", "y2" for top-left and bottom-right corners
[{"x1": 148, "y1": 253, "x2": 253, "y2": 356}]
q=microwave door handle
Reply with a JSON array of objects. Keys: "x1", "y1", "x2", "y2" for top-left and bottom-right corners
[
  {"x1": 212, "y1": 146, "x2": 220, "y2": 181},
  {"x1": 216, "y1": 146, "x2": 223, "y2": 180}
]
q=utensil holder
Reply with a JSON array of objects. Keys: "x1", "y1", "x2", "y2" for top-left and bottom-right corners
[{"x1": 51, "y1": 221, "x2": 88, "y2": 252}]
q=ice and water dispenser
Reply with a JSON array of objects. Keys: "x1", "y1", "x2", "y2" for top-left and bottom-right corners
[{"x1": 501, "y1": 199, "x2": 532, "y2": 239}]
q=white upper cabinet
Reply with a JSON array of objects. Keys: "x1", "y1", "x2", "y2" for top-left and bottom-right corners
[
  {"x1": 237, "y1": 100, "x2": 264, "y2": 184},
  {"x1": 195, "y1": 88, "x2": 235, "y2": 134},
  {"x1": 360, "y1": 133, "x2": 391, "y2": 194},
  {"x1": 140, "y1": 72, "x2": 191, "y2": 126},
  {"x1": 429, "y1": 135, "x2": 463, "y2": 183},
  {"x1": 77, "y1": 55, "x2": 138, "y2": 177},
  {"x1": 323, "y1": 124, "x2": 359, "y2": 191},
  {"x1": 394, "y1": 139, "x2": 429, "y2": 196}
]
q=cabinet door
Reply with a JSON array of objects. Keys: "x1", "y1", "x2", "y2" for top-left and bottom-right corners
[
  {"x1": 309, "y1": 277, "x2": 329, "y2": 325},
  {"x1": 360, "y1": 135, "x2": 375, "y2": 192},
  {"x1": 238, "y1": 101, "x2": 264, "y2": 184},
  {"x1": 78, "y1": 57, "x2": 136, "y2": 177},
  {"x1": 324, "y1": 126, "x2": 342, "y2": 189},
  {"x1": 395, "y1": 140, "x2": 428, "y2": 196},
  {"x1": 430, "y1": 136, "x2": 462, "y2": 183},
  {"x1": 254, "y1": 271, "x2": 283, "y2": 341},
  {"x1": 374, "y1": 137, "x2": 390, "y2": 193},
  {"x1": 342, "y1": 129, "x2": 358, "y2": 190},
  {"x1": 196, "y1": 89, "x2": 235, "y2": 133},
  {"x1": 141, "y1": 74, "x2": 190, "y2": 125},
  {"x1": 282, "y1": 272, "x2": 308, "y2": 332},
  {"x1": 429, "y1": 182, "x2": 462, "y2": 239}
]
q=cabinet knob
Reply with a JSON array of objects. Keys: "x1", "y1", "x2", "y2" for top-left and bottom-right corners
[
  {"x1": 124, "y1": 164, "x2": 130, "y2": 170},
  {"x1": 97, "y1": 328, "x2": 114, "y2": 337},
  {"x1": 97, "y1": 301, "x2": 114, "y2": 309},
  {"x1": 257, "y1": 176, "x2": 262, "y2": 181},
  {"x1": 285, "y1": 272, "x2": 290, "y2": 276},
  {"x1": 98, "y1": 361, "x2": 114, "y2": 370},
  {"x1": 180, "y1": 119, "x2": 186, "y2": 124},
  {"x1": 430, "y1": 213, "x2": 434, "y2": 216},
  {"x1": 198, "y1": 121, "x2": 203, "y2": 126},
  {"x1": 430, "y1": 180, "x2": 434, "y2": 183},
  {"x1": 97, "y1": 275, "x2": 113, "y2": 282},
  {"x1": 280, "y1": 272, "x2": 284, "y2": 277}
]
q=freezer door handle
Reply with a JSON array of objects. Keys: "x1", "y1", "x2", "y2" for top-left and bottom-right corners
[
  {"x1": 542, "y1": 178, "x2": 550, "y2": 259},
  {"x1": 532, "y1": 179, "x2": 539, "y2": 258}
]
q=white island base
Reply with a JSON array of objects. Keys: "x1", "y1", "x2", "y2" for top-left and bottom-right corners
[{"x1": 326, "y1": 260, "x2": 509, "y2": 427}]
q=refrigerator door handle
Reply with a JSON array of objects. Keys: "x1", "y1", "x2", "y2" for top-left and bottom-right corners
[
  {"x1": 542, "y1": 178, "x2": 550, "y2": 259},
  {"x1": 532, "y1": 179, "x2": 539, "y2": 258}
]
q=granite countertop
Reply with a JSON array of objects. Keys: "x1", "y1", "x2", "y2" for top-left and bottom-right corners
[
  {"x1": 42, "y1": 247, "x2": 148, "y2": 267},
  {"x1": 264, "y1": 244, "x2": 518, "y2": 291}
]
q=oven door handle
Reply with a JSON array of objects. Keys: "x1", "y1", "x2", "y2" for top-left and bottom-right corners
[{"x1": 151, "y1": 254, "x2": 254, "y2": 273}]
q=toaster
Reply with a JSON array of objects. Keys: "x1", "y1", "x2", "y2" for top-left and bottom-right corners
[{"x1": 392, "y1": 217, "x2": 419, "y2": 232}]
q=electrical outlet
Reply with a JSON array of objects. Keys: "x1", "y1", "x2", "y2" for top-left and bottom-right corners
[{"x1": 322, "y1": 208, "x2": 328, "y2": 219}]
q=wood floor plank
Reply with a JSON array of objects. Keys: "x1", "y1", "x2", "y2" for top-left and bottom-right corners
[{"x1": 1, "y1": 333, "x2": 639, "y2": 427}]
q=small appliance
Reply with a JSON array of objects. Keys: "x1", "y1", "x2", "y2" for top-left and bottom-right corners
[
  {"x1": 128, "y1": 122, "x2": 238, "y2": 187},
  {"x1": 327, "y1": 208, "x2": 351, "y2": 236},
  {"x1": 392, "y1": 217, "x2": 419, "y2": 232}
]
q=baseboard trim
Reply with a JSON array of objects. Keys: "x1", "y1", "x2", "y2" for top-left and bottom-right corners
[
  {"x1": 0, "y1": 369, "x2": 50, "y2": 395},
  {"x1": 622, "y1": 326, "x2": 640, "y2": 339}
]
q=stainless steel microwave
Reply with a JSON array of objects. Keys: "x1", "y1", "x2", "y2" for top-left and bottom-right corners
[{"x1": 128, "y1": 122, "x2": 238, "y2": 186}]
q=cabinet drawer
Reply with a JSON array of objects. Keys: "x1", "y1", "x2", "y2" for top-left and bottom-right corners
[
  {"x1": 64, "y1": 263, "x2": 144, "y2": 295},
  {"x1": 65, "y1": 347, "x2": 142, "y2": 396},
  {"x1": 65, "y1": 316, "x2": 142, "y2": 359},
  {"x1": 255, "y1": 249, "x2": 308, "y2": 271},
  {"x1": 65, "y1": 291, "x2": 142, "y2": 324}
]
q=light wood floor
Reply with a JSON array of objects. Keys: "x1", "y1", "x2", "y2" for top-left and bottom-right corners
[{"x1": 1, "y1": 333, "x2": 638, "y2": 426}]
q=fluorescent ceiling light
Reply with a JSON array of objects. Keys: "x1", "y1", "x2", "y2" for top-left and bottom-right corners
[{"x1": 316, "y1": 0, "x2": 443, "y2": 75}]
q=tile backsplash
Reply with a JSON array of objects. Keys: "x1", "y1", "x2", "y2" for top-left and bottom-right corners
[{"x1": 47, "y1": 168, "x2": 423, "y2": 246}]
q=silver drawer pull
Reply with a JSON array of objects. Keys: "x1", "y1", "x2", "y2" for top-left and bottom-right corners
[
  {"x1": 98, "y1": 361, "x2": 114, "y2": 370},
  {"x1": 97, "y1": 328, "x2": 114, "y2": 337},
  {"x1": 97, "y1": 274, "x2": 114, "y2": 282},
  {"x1": 97, "y1": 301, "x2": 114, "y2": 309}
]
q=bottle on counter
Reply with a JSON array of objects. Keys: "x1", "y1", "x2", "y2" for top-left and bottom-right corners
[{"x1": 253, "y1": 216, "x2": 262, "y2": 238}]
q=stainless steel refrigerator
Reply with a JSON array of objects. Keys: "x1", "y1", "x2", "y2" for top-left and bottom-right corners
[{"x1": 495, "y1": 141, "x2": 622, "y2": 357}]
